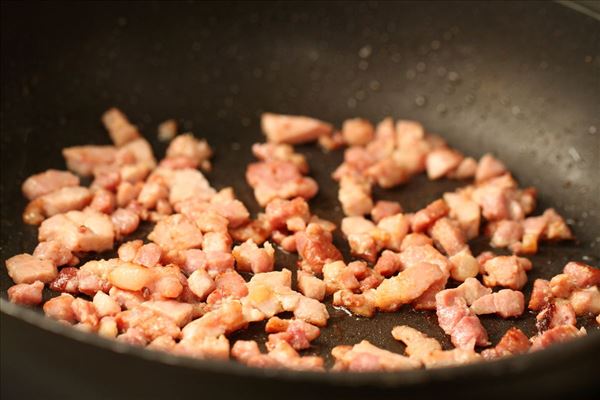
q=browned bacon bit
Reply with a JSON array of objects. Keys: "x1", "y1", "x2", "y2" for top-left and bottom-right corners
[
  {"x1": 411, "y1": 199, "x2": 449, "y2": 233},
  {"x1": 391, "y1": 325, "x2": 481, "y2": 368},
  {"x1": 569, "y1": 286, "x2": 600, "y2": 316},
  {"x1": 165, "y1": 134, "x2": 213, "y2": 171},
  {"x1": 232, "y1": 240, "x2": 275, "y2": 274},
  {"x1": 426, "y1": 148, "x2": 464, "y2": 180},
  {"x1": 252, "y1": 143, "x2": 309, "y2": 174},
  {"x1": 536, "y1": 301, "x2": 576, "y2": 333},
  {"x1": 529, "y1": 279, "x2": 552, "y2": 311},
  {"x1": 49, "y1": 267, "x2": 79, "y2": 293},
  {"x1": 370, "y1": 200, "x2": 402, "y2": 223},
  {"x1": 22, "y1": 169, "x2": 80, "y2": 201},
  {"x1": 297, "y1": 270, "x2": 326, "y2": 301},
  {"x1": 148, "y1": 214, "x2": 203, "y2": 252},
  {"x1": 261, "y1": 113, "x2": 333, "y2": 145},
  {"x1": 5, "y1": 254, "x2": 58, "y2": 284},
  {"x1": 265, "y1": 316, "x2": 320, "y2": 350},
  {"x1": 488, "y1": 219, "x2": 523, "y2": 249},
  {"x1": 373, "y1": 250, "x2": 403, "y2": 278},
  {"x1": 116, "y1": 305, "x2": 181, "y2": 341},
  {"x1": 342, "y1": 118, "x2": 375, "y2": 146},
  {"x1": 530, "y1": 325, "x2": 586, "y2": 351},
  {"x1": 265, "y1": 197, "x2": 310, "y2": 231},
  {"x1": 480, "y1": 327, "x2": 530, "y2": 360},
  {"x1": 475, "y1": 153, "x2": 507, "y2": 183},
  {"x1": 296, "y1": 223, "x2": 343, "y2": 274},
  {"x1": 43, "y1": 293, "x2": 77, "y2": 323},
  {"x1": 322, "y1": 261, "x2": 360, "y2": 295},
  {"x1": 246, "y1": 160, "x2": 318, "y2": 206},
  {"x1": 93, "y1": 291, "x2": 121, "y2": 317},
  {"x1": 102, "y1": 108, "x2": 141, "y2": 147},
  {"x1": 448, "y1": 248, "x2": 480, "y2": 282},
  {"x1": 333, "y1": 289, "x2": 377, "y2": 317},
  {"x1": 8, "y1": 281, "x2": 44, "y2": 306},
  {"x1": 62, "y1": 145, "x2": 118, "y2": 177},
  {"x1": 331, "y1": 340, "x2": 420, "y2": 372},
  {"x1": 482, "y1": 255, "x2": 532, "y2": 290},
  {"x1": 443, "y1": 192, "x2": 480, "y2": 240},
  {"x1": 400, "y1": 233, "x2": 433, "y2": 251},
  {"x1": 470, "y1": 289, "x2": 525, "y2": 318},
  {"x1": 232, "y1": 340, "x2": 324, "y2": 371},
  {"x1": 338, "y1": 175, "x2": 373, "y2": 217},
  {"x1": 429, "y1": 217, "x2": 467, "y2": 256}
]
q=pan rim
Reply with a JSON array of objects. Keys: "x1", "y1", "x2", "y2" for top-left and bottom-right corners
[{"x1": 3, "y1": 297, "x2": 599, "y2": 387}]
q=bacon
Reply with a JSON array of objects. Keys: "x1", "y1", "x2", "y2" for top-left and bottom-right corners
[
  {"x1": 470, "y1": 289, "x2": 525, "y2": 318},
  {"x1": 109, "y1": 287, "x2": 144, "y2": 310},
  {"x1": 443, "y1": 192, "x2": 481, "y2": 239},
  {"x1": 370, "y1": 200, "x2": 402, "y2": 223},
  {"x1": 374, "y1": 250, "x2": 403, "y2": 278},
  {"x1": 375, "y1": 263, "x2": 445, "y2": 312},
  {"x1": 252, "y1": 142, "x2": 308, "y2": 173},
  {"x1": 448, "y1": 248, "x2": 480, "y2": 282},
  {"x1": 366, "y1": 156, "x2": 410, "y2": 189},
  {"x1": 333, "y1": 289, "x2": 377, "y2": 317},
  {"x1": 391, "y1": 325, "x2": 441, "y2": 362},
  {"x1": 569, "y1": 286, "x2": 600, "y2": 316},
  {"x1": 489, "y1": 220, "x2": 523, "y2": 248},
  {"x1": 232, "y1": 240, "x2": 275, "y2": 274},
  {"x1": 22, "y1": 169, "x2": 80, "y2": 200},
  {"x1": 377, "y1": 214, "x2": 409, "y2": 252},
  {"x1": 142, "y1": 300, "x2": 193, "y2": 327},
  {"x1": 92, "y1": 291, "x2": 121, "y2": 317},
  {"x1": 563, "y1": 261, "x2": 600, "y2": 288},
  {"x1": 323, "y1": 261, "x2": 360, "y2": 295},
  {"x1": 167, "y1": 168, "x2": 215, "y2": 205},
  {"x1": 297, "y1": 270, "x2": 326, "y2": 301},
  {"x1": 165, "y1": 134, "x2": 212, "y2": 171},
  {"x1": 182, "y1": 300, "x2": 247, "y2": 342},
  {"x1": 481, "y1": 327, "x2": 530, "y2": 360},
  {"x1": 530, "y1": 325, "x2": 586, "y2": 351},
  {"x1": 49, "y1": 267, "x2": 79, "y2": 293},
  {"x1": 111, "y1": 208, "x2": 140, "y2": 238},
  {"x1": 536, "y1": 301, "x2": 576, "y2": 333},
  {"x1": 116, "y1": 305, "x2": 181, "y2": 341},
  {"x1": 187, "y1": 269, "x2": 215, "y2": 300},
  {"x1": 137, "y1": 181, "x2": 168, "y2": 209},
  {"x1": 475, "y1": 153, "x2": 507, "y2": 183},
  {"x1": 43, "y1": 293, "x2": 77, "y2": 323},
  {"x1": 265, "y1": 317, "x2": 320, "y2": 350},
  {"x1": 265, "y1": 197, "x2": 310, "y2": 231},
  {"x1": 482, "y1": 255, "x2": 532, "y2": 290},
  {"x1": 400, "y1": 233, "x2": 433, "y2": 251},
  {"x1": 426, "y1": 148, "x2": 464, "y2": 180},
  {"x1": 318, "y1": 131, "x2": 345, "y2": 151},
  {"x1": 8, "y1": 281, "x2": 44, "y2": 306},
  {"x1": 148, "y1": 214, "x2": 203, "y2": 251},
  {"x1": 429, "y1": 217, "x2": 467, "y2": 256},
  {"x1": 399, "y1": 244, "x2": 452, "y2": 277},
  {"x1": 296, "y1": 223, "x2": 343, "y2": 274},
  {"x1": 5, "y1": 254, "x2": 58, "y2": 284},
  {"x1": 207, "y1": 270, "x2": 248, "y2": 305},
  {"x1": 108, "y1": 262, "x2": 155, "y2": 292},
  {"x1": 202, "y1": 231, "x2": 232, "y2": 253},
  {"x1": 39, "y1": 209, "x2": 115, "y2": 253},
  {"x1": 332, "y1": 340, "x2": 420, "y2": 372},
  {"x1": 62, "y1": 145, "x2": 117, "y2": 177},
  {"x1": 342, "y1": 118, "x2": 374, "y2": 146},
  {"x1": 71, "y1": 298, "x2": 99, "y2": 328},
  {"x1": 102, "y1": 108, "x2": 140, "y2": 147},
  {"x1": 246, "y1": 161, "x2": 318, "y2": 206},
  {"x1": 529, "y1": 279, "x2": 552, "y2": 311},
  {"x1": 261, "y1": 113, "x2": 333, "y2": 145},
  {"x1": 36, "y1": 186, "x2": 92, "y2": 217},
  {"x1": 232, "y1": 340, "x2": 324, "y2": 371},
  {"x1": 338, "y1": 175, "x2": 373, "y2": 216},
  {"x1": 411, "y1": 199, "x2": 449, "y2": 233},
  {"x1": 448, "y1": 157, "x2": 477, "y2": 180},
  {"x1": 98, "y1": 316, "x2": 119, "y2": 338},
  {"x1": 33, "y1": 240, "x2": 76, "y2": 267}
]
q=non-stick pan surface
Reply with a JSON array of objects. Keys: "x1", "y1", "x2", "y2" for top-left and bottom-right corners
[{"x1": 1, "y1": 1, "x2": 599, "y2": 399}]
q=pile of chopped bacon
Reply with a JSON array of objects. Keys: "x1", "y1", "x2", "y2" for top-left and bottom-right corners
[{"x1": 5, "y1": 110, "x2": 597, "y2": 372}]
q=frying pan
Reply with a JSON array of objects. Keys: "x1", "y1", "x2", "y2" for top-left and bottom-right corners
[{"x1": 1, "y1": 1, "x2": 599, "y2": 399}]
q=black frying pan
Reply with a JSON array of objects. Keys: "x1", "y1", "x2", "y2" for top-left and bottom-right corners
[{"x1": 1, "y1": 1, "x2": 599, "y2": 399}]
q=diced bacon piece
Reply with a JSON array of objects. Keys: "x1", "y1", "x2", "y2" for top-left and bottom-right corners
[
  {"x1": 399, "y1": 244, "x2": 451, "y2": 277},
  {"x1": 39, "y1": 209, "x2": 114, "y2": 252},
  {"x1": 377, "y1": 214, "x2": 409, "y2": 252},
  {"x1": 22, "y1": 169, "x2": 80, "y2": 200},
  {"x1": 374, "y1": 250, "x2": 403, "y2": 278},
  {"x1": 159, "y1": 156, "x2": 199, "y2": 170},
  {"x1": 231, "y1": 340, "x2": 279, "y2": 368},
  {"x1": 297, "y1": 270, "x2": 326, "y2": 301},
  {"x1": 420, "y1": 348, "x2": 481, "y2": 368},
  {"x1": 117, "y1": 138, "x2": 156, "y2": 170},
  {"x1": 426, "y1": 148, "x2": 464, "y2": 180},
  {"x1": 116, "y1": 305, "x2": 181, "y2": 341},
  {"x1": 62, "y1": 145, "x2": 117, "y2": 176},
  {"x1": 33, "y1": 240, "x2": 76, "y2": 267},
  {"x1": 443, "y1": 192, "x2": 481, "y2": 240},
  {"x1": 168, "y1": 168, "x2": 215, "y2": 204},
  {"x1": 93, "y1": 291, "x2": 121, "y2": 317},
  {"x1": 318, "y1": 130, "x2": 345, "y2": 151},
  {"x1": 529, "y1": 279, "x2": 552, "y2": 311},
  {"x1": 202, "y1": 232, "x2": 232, "y2": 253},
  {"x1": 366, "y1": 156, "x2": 410, "y2": 189},
  {"x1": 517, "y1": 215, "x2": 547, "y2": 254},
  {"x1": 109, "y1": 287, "x2": 144, "y2": 310},
  {"x1": 265, "y1": 197, "x2": 310, "y2": 231},
  {"x1": 429, "y1": 217, "x2": 466, "y2": 256},
  {"x1": 116, "y1": 181, "x2": 142, "y2": 207},
  {"x1": 117, "y1": 327, "x2": 149, "y2": 346},
  {"x1": 489, "y1": 220, "x2": 523, "y2": 248},
  {"x1": 395, "y1": 119, "x2": 425, "y2": 145},
  {"x1": 391, "y1": 325, "x2": 442, "y2": 362},
  {"x1": 448, "y1": 248, "x2": 479, "y2": 282},
  {"x1": 475, "y1": 153, "x2": 507, "y2": 183},
  {"x1": 341, "y1": 216, "x2": 375, "y2": 236},
  {"x1": 111, "y1": 209, "x2": 139, "y2": 238},
  {"x1": 5, "y1": 254, "x2": 58, "y2": 284},
  {"x1": 261, "y1": 113, "x2": 333, "y2": 144},
  {"x1": 187, "y1": 269, "x2": 215, "y2": 300},
  {"x1": 148, "y1": 214, "x2": 202, "y2": 251},
  {"x1": 71, "y1": 298, "x2": 99, "y2": 328},
  {"x1": 229, "y1": 214, "x2": 272, "y2": 245},
  {"x1": 49, "y1": 267, "x2": 79, "y2": 293},
  {"x1": 542, "y1": 208, "x2": 573, "y2": 241},
  {"x1": 142, "y1": 300, "x2": 193, "y2": 327},
  {"x1": 207, "y1": 270, "x2": 248, "y2": 305},
  {"x1": 157, "y1": 119, "x2": 177, "y2": 141},
  {"x1": 8, "y1": 281, "x2": 44, "y2": 306},
  {"x1": 37, "y1": 186, "x2": 92, "y2": 217},
  {"x1": 89, "y1": 189, "x2": 116, "y2": 214},
  {"x1": 400, "y1": 233, "x2": 433, "y2": 251},
  {"x1": 375, "y1": 263, "x2": 445, "y2": 312},
  {"x1": 563, "y1": 261, "x2": 600, "y2": 288},
  {"x1": 411, "y1": 199, "x2": 449, "y2": 233},
  {"x1": 265, "y1": 317, "x2": 320, "y2": 350},
  {"x1": 550, "y1": 274, "x2": 574, "y2": 298},
  {"x1": 102, "y1": 108, "x2": 140, "y2": 147},
  {"x1": 293, "y1": 296, "x2": 329, "y2": 327},
  {"x1": 208, "y1": 198, "x2": 250, "y2": 229},
  {"x1": 363, "y1": 118, "x2": 395, "y2": 160},
  {"x1": 338, "y1": 175, "x2": 373, "y2": 216},
  {"x1": 108, "y1": 262, "x2": 155, "y2": 292},
  {"x1": 182, "y1": 301, "x2": 247, "y2": 341},
  {"x1": 43, "y1": 293, "x2": 76, "y2": 323},
  {"x1": 482, "y1": 255, "x2": 531, "y2": 290},
  {"x1": 232, "y1": 240, "x2": 275, "y2": 274},
  {"x1": 149, "y1": 265, "x2": 185, "y2": 299},
  {"x1": 246, "y1": 161, "x2": 318, "y2": 206},
  {"x1": 530, "y1": 325, "x2": 585, "y2": 351},
  {"x1": 323, "y1": 261, "x2": 360, "y2": 295},
  {"x1": 569, "y1": 287, "x2": 600, "y2": 316},
  {"x1": 129, "y1": 243, "x2": 161, "y2": 268},
  {"x1": 98, "y1": 316, "x2": 118, "y2": 338},
  {"x1": 481, "y1": 327, "x2": 530, "y2": 360},
  {"x1": 471, "y1": 185, "x2": 510, "y2": 222},
  {"x1": 448, "y1": 157, "x2": 477, "y2": 180},
  {"x1": 165, "y1": 134, "x2": 212, "y2": 170},
  {"x1": 22, "y1": 198, "x2": 45, "y2": 225},
  {"x1": 470, "y1": 289, "x2": 525, "y2": 318},
  {"x1": 252, "y1": 142, "x2": 308, "y2": 173},
  {"x1": 296, "y1": 223, "x2": 343, "y2": 274},
  {"x1": 332, "y1": 340, "x2": 420, "y2": 372},
  {"x1": 342, "y1": 118, "x2": 374, "y2": 146},
  {"x1": 371, "y1": 201, "x2": 402, "y2": 223},
  {"x1": 137, "y1": 181, "x2": 168, "y2": 209},
  {"x1": 412, "y1": 273, "x2": 448, "y2": 311},
  {"x1": 333, "y1": 289, "x2": 377, "y2": 317},
  {"x1": 536, "y1": 301, "x2": 577, "y2": 332},
  {"x1": 342, "y1": 146, "x2": 377, "y2": 175}
]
